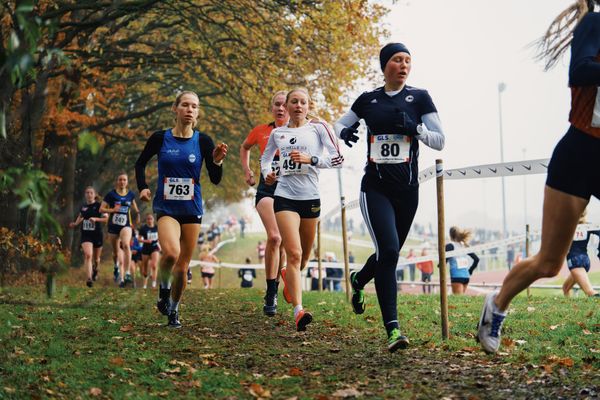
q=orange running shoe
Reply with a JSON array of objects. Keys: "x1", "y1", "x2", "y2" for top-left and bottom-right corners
[
  {"x1": 295, "y1": 310, "x2": 313, "y2": 332},
  {"x1": 280, "y1": 267, "x2": 292, "y2": 304}
]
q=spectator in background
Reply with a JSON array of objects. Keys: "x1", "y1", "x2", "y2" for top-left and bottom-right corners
[
  {"x1": 211, "y1": 223, "x2": 221, "y2": 248},
  {"x1": 239, "y1": 216, "x2": 246, "y2": 238},
  {"x1": 416, "y1": 248, "x2": 434, "y2": 294},
  {"x1": 506, "y1": 245, "x2": 515, "y2": 271},
  {"x1": 239, "y1": 257, "x2": 256, "y2": 288},
  {"x1": 257, "y1": 241, "x2": 266, "y2": 265},
  {"x1": 348, "y1": 251, "x2": 355, "y2": 264},
  {"x1": 325, "y1": 252, "x2": 342, "y2": 292},
  {"x1": 200, "y1": 246, "x2": 218, "y2": 289},
  {"x1": 406, "y1": 248, "x2": 416, "y2": 282}
]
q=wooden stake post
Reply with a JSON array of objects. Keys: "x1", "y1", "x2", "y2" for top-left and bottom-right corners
[
  {"x1": 317, "y1": 220, "x2": 323, "y2": 291},
  {"x1": 341, "y1": 196, "x2": 351, "y2": 302},
  {"x1": 526, "y1": 224, "x2": 530, "y2": 298},
  {"x1": 436, "y1": 159, "x2": 449, "y2": 340}
]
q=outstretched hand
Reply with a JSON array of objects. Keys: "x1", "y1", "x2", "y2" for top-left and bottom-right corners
[
  {"x1": 340, "y1": 121, "x2": 360, "y2": 147},
  {"x1": 140, "y1": 189, "x2": 152, "y2": 202},
  {"x1": 213, "y1": 143, "x2": 228, "y2": 163}
]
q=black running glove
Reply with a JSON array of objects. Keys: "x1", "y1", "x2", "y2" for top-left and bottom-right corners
[
  {"x1": 393, "y1": 110, "x2": 419, "y2": 136},
  {"x1": 340, "y1": 121, "x2": 360, "y2": 147}
]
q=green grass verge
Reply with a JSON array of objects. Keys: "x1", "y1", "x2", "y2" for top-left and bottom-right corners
[{"x1": 0, "y1": 286, "x2": 598, "y2": 399}]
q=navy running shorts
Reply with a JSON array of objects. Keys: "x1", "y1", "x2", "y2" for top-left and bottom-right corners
[
  {"x1": 567, "y1": 253, "x2": 591, "y2": 272},
  {"x1": 546, "y1": 126, "x2": 600, "y2": 200},
  {"x1": 273, "y1": 196, "x2": 320, "y2": 218},
  {"x1": 156, "y1": 213, "x2": 202, "y2": 225}
]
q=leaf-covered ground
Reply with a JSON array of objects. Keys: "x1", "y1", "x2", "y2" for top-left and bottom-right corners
[{"x1": 0, "y1": 282, "x2": 598, "y2": 399}]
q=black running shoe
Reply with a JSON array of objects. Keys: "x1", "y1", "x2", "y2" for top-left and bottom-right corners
[
  {"x1": 118, "y1": 280, "x2": 126, "y2": 288},
  {"x1": 157, "y1": 287, "x2": 170, "y2": 316},
  {"x1": 187, "y1": 268, "x2": 192, "y2": 284},
  {"x1": 263, "y1": 292, "x2": 278, "y2": 316},
  {"x1": 113, "y1": 264, "x2": 119, "y2": 282},
  {"x1": 350, "y1": 271, "x2": 366, "y2": 314},
  {"x1": 124, "y1": 274, "x2": 133, "y2": 287},
  {"x1": 168, "y1": 310, "x2": 181, "y2": 328},
  {"x1": 86, "y1": 279, "x2": 93, "y2": 288},
  {"x1": 92, "y1": 266, "x2": 98, "y2": 281}
]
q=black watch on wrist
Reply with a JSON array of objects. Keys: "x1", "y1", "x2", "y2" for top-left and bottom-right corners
[{"x1": 310, "y1": 156, "x2": 319, "y2": 166}]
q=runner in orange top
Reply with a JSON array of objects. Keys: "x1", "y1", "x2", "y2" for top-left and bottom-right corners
[{"x1": 240, "y1": 91, "x2": 289, "y2": 316}]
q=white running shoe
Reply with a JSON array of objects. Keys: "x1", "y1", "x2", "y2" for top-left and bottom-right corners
[{"x1": 477, "y1": 291, "x2": 507, "y2": 353}]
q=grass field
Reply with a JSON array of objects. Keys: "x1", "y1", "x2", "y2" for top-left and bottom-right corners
[{"x1": 0, "y1": 280, "x2": 598, "y2": 399}]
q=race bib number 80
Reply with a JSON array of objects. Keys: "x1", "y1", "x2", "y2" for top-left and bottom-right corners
[
  {"x1": 164, "y1": 177, "x2": 194, "y2": 201},
  {"x1": 370, "y1": 134, "x2": 411, "y2": 164}
]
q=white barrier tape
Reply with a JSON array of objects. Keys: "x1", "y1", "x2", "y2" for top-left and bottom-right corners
[
  {"x1": 419, "y1": 158, "x2": 550, "y2": 183},
  {"x1": 191, "y1": 224, "x2": 598, "y2": 271}
]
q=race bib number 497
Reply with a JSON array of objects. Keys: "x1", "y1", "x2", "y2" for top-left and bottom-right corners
[
  {"x1": 280, "y1": 154, "x2": 306, "y2": 176},
  {"x1": 164, "y1": 177, "x2": 194, "y2": 201},
  {"x1": 369, "y1": 134, "x2": 411, "y2": 164}
]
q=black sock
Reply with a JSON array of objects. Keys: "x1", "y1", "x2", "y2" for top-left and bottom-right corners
[
  {"x1": 159, "y1": 286, "x2": 170, "y2": 301},
  {"x1": 385, "y1": 321, "x2": 399, "y2": 336},
  {"x1": 266, "y1": 279, "x2": 277, "y2": 294}
]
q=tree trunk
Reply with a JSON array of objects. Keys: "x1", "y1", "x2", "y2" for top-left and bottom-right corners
[{"x1": 60, "y1": 136, "x2": 77, "y2": 250}]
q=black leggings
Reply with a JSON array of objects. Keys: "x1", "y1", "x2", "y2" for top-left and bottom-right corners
[{"x1": 354, "y1": 188, "x2": 418, "y2": 332}]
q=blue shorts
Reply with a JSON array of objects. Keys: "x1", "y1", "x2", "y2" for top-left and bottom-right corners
[
  {"x1": 546, "y1": 126, "x2": 600, "y2": 200},
  {"x1": 567, "y1": 253, "x2": 591, "y2": 272}
]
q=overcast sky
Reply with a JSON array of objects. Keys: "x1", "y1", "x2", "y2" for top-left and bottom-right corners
[{"x1": 317, "y1": 0, "x2": 600, "y2": 235}]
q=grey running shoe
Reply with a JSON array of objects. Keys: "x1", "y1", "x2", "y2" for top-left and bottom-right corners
[{"x1": 477, "y1": 291, "x2": 507, "y2": 353}]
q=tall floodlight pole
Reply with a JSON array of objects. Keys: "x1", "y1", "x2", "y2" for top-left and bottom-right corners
[{"x1": 498, "y1": 82, "x2": 507, "y2": 237}]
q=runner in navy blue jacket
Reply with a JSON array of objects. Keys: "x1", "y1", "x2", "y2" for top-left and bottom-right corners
[
  {"x1": 478, "y1": 1, "x2": 600, "y2": 353},
  {"x1": 135, "y1": 91, "x2": 228, "y2": 328},
  {"x1": 334, "y1": 43, "x2": 445, "y2": 352}
]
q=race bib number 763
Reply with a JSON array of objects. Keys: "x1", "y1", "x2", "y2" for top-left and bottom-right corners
[{"x1": 163, "y1": 177, "x2": 194, "y2": 201}]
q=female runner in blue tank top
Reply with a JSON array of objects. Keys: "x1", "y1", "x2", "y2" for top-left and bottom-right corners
[
  {"x1": 334, "y1": 43, "x2": 445, "y2": 352},
  {"x1": 562, "y1": 210, "x2": 599, "y2": 297},
  {"x1": 100, "y1": 173, "x2": 140, "y2": 288},
  {"x1": 139, "y1": 213, "x2": 160, "y2": 289},
  {"x1": 477, "y1": 0, "x2": 600, "y2": 354},
  {"x1": 135, "y1": 91, "x2": 228, "y2": 328},
  {"x1": 69, "y1": 186, "x2": 108, "y2": 287}
]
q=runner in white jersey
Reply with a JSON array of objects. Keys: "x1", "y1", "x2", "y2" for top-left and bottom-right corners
[{"x1": 260, "y1": 87, "x2": 343, "y2": 331}]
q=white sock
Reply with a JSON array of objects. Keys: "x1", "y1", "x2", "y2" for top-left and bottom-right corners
[
  {"x1": 152, "y1": 281, "x2": 157, "y2": 288},
  {"x1": 293, "y1": 304, "x2": 303, "y2": 319}
]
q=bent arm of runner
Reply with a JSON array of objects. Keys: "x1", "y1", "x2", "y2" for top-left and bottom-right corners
[
  {"x1": 240, "y1": 140, "x2": 256, "y2": 185},
  {"x1": 260, "y1": 133, "x2": 278, "y2": 178},
  {"x1": 135, "y1": 131, "x2": 164, "y2": 192},
  {"x1": 315, "y1": 122, "x2": 344, "y2": 168},
  {"x1": 416, "y1": 112, "x2": 445, "y2": 151},
  {"x1": 69, "y1": 214, "x2": 83, "y2": 228},
  {"x1": 334, "y1": 110, "x2": 360, "y2": 137},
  {"x1": 199, "y1": 134, "x2": 223, "y2": 185},
  {"x1": 569, "y1": 14, "x2": 600, "y2": 86},
  {"x1": 468, "y1": 253, "x2": 480, "y2": 275}
]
